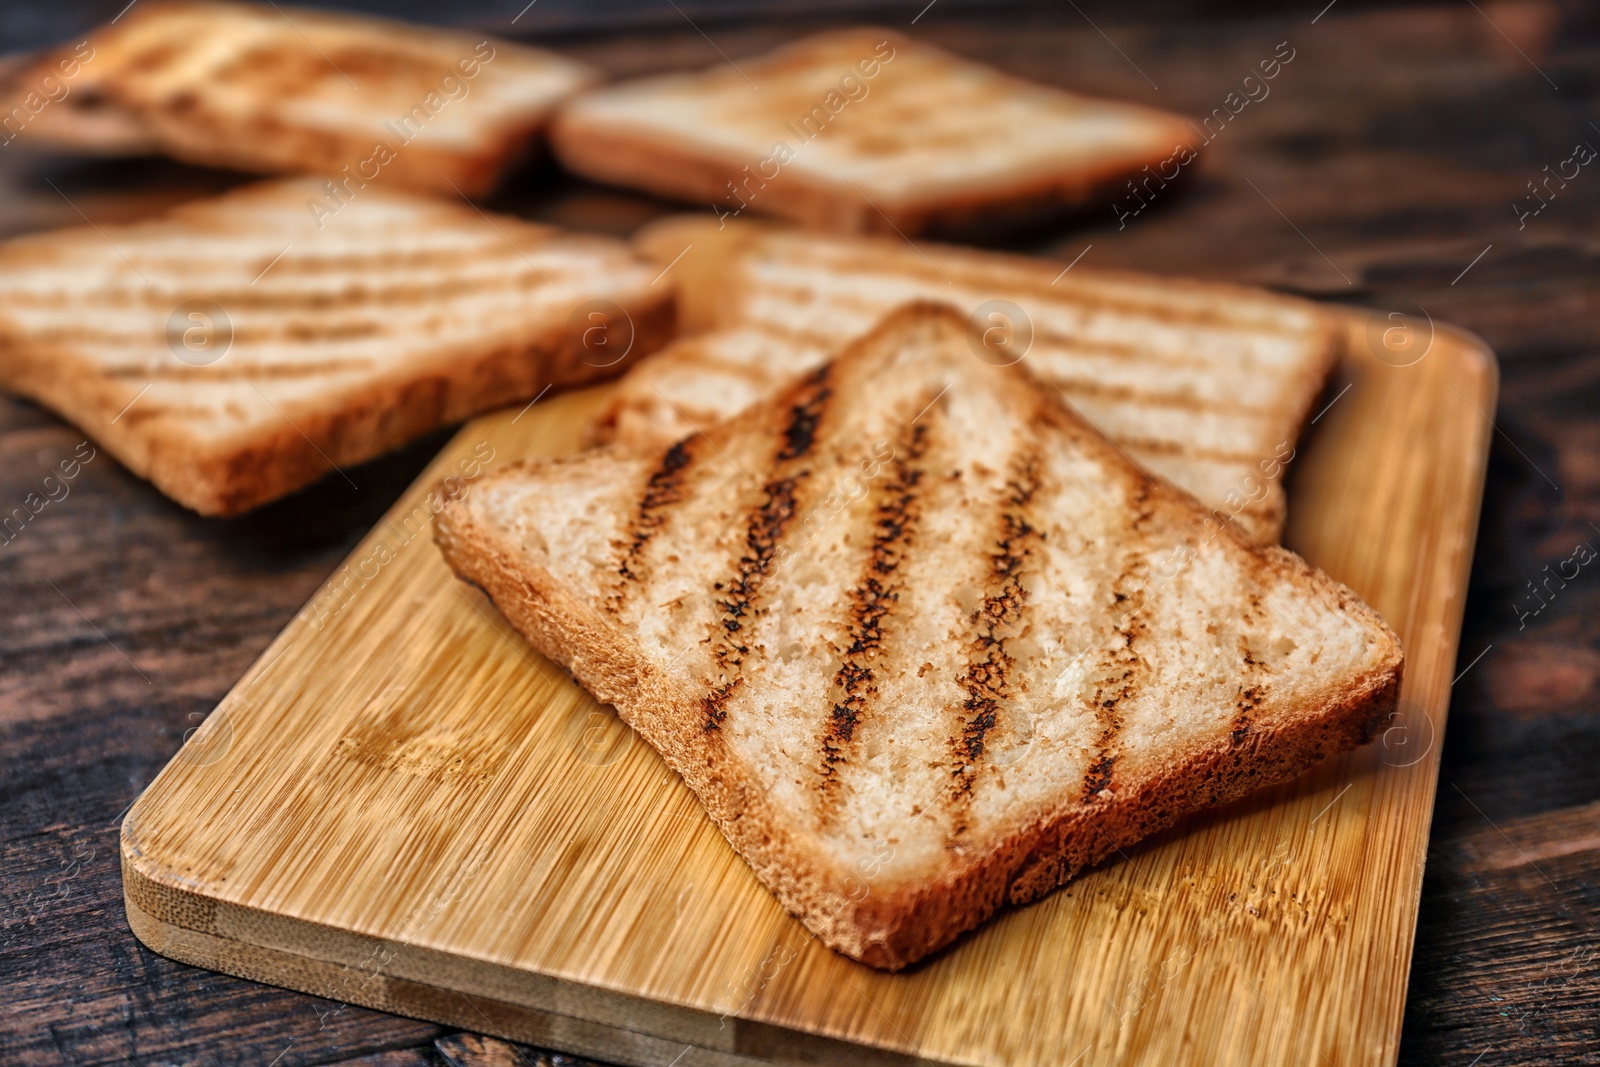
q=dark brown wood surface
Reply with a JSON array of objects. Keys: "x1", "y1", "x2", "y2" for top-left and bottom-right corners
[{"x1": 2, "y1": 3, "x2": 1597, "y2": 1064}]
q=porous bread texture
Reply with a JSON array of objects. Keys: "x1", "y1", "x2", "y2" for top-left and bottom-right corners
[
  {"x1": 436, "y1": 303, "x2": 1402, "y2": 970},
  {"x1": 597, "y1": 216, "x2": 1339, "y2": 546},
  {"x1": 551, "y1": 29, "x2": 1194, "y2": 236},
  {"x1": 7, "y1": 0, "x2": 598, "y2": 195},
  {"x1": 0, "y1": 178, "x2": 673, "y2": 515}
]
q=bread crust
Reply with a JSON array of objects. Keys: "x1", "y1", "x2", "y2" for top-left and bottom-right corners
[{"x1": 435, "y1": 304, "x2": 1403, "y2": 970}]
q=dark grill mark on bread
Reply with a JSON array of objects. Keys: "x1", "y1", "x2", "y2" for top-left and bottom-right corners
[
  {"x1": 1231, "y1": 685, "x2": 1264, "y2": 743},
  {"x1": 947, "y1": 444, "x2": 1044, "y2": 823},
  {"x1": 610, "y1": 439, "x2": 694, "y2": 613},
  {"x1": 817, "y1": 420, "x2": 930, "y2": 812},
  {"x1": 751, "y1": 281, "x2": 1298, "y2": 374},
  {"x1": 1115, "y1": 437, "x2": 1268, "y2": 464},
  {"x1": 703, "y1": 474, "x2": 801, "y2": 731},
  {"x1": 1083, "y1": 482, "x2": 1155, "y2": 802},
  {"x1": 126, "y1": 42, "x2": 181, "y2": 77},
  {"x1": 755, "y1": 245, "x2": 1316, "y2": 337},
  {"x1": 0, "y1": 262, "x2": 568, "y2": 313},
  {"x1": 1083, "y1": 754, "x2": 1117, "y2": 797},
  {"x1": 779, "y1": 365, "x2": 831, "y2": 460},
  {"x1": 1052, "y1": 377, "x2": 1273, "y2": 415},
  {"x1": 701, "y1": 370, "x2": 833, "y2": 731},
  {"x1": 103, "y1": 358, "x2": 375, "y2": 381},
  {"x1": 117, "y1": 402, "x2": 211, "y2": 425},
  {"x1": 1230, "y1": 599, "x2": 1269, "y2": 741}
]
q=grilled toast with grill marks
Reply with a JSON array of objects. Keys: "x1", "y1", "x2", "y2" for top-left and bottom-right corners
[
  {"x1": 597, "y1": 215, "x2": 1339, "y2": 545},
  {"x1": 436, "y1": 303, "x2": 1402, "y2": 970},
  {"x1": 6, "y1": 1, "x2": 598, "y2": 196},
  {"x1": 0, "y1": 178, "x2": 673, "y2": 515},
  {"x1": 551, "y1": 28, "x2": 1193, "y2": 236}
]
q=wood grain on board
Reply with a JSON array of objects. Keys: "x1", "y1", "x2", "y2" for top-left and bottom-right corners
[{"x1": 116, "y1": 308, "x2": 1494, "y2": 1067}]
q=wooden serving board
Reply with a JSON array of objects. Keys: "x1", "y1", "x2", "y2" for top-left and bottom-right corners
[{"x1": 122, "y1": 309, "x2": 1495, "y2": 1067}]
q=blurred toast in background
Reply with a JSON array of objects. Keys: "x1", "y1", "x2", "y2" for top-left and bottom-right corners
[
  {"x1": 551, "y1": 28, "x2": 1193, "y2": 236},
  {"x1": 0, "y1": 178, "x2": 673, "y2": 515},
  {"x1": 1, "y1": 0, "x2": 598, "y2": 196},
  {"x1": 600, "y1": 216, "x2": 1338, "y2": 545}
]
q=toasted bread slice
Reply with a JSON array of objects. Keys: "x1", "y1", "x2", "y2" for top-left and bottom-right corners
[
  {"x1": 598, "y1": 216, "x2": 1339, "y2": 545},
  {"x1": 0, "y1": 178, "x2": 673, "y2": 515},
  {"x1": 551, "y1": 29, "x2": 1192, "y2": 236},
  {"x1": 0, "y1": 45, "x2": 158, "y2": 154},
  {"x1": 436, "y1": 303, "x2": 1402, "y2": 970},
  {"x1": 8, "y1": 1, "x2": 598, "y2": 196}
]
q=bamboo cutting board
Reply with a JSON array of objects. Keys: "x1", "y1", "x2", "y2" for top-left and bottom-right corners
[{"x1": 122, "y1": 309, "x2": 1495, "y2": 1067}]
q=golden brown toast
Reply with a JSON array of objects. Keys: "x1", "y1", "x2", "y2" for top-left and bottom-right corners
[
  {"x1": 551, "y1": 29, "x2": 1193, "y2": 236},
  {"x1": 6, "y1": 1, "x2": 598, "y2": 196},
  {"x1": 0, "y1": 178, "x2": 674, "y2": 515},
  {"x1": 436, "y1": 303, "x2": 1402, "y2": 969}
]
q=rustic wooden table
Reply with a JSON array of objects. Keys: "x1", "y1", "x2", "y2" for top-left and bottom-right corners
[{"x1": 2, "y1": 3, "x2": 1597, "y2": 1065}]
